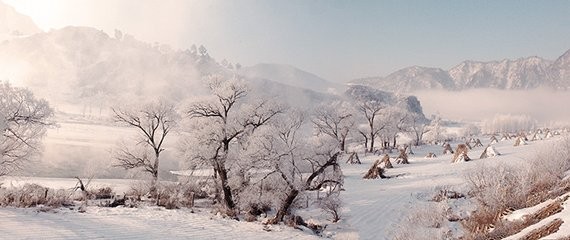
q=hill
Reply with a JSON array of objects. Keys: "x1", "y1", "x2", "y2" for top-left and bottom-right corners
[{"x1": 351, "y1": 49, "x2": 570, "y2": 92}]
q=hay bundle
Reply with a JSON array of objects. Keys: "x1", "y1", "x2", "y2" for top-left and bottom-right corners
[
  {"x1": 500, "y1": 133, "x2": 511, "y2": 141},
  {"x1": 442, "y1": 143, "x2": 454, "y2": 154},
  {"x1": 346, "y1": 152, "x2": 361, "y2": 164},
  {"x1": 465, "y1": 141, "x2": 473, "y2": 150},
  {"x1": 452, "y1": 144, "x2": 470, "y2": 163},
  {"x1": 490, "y1": 135, "x2": 499, "y2": 144},
  {"x1": 479, "y1": 145, "x2": 500, "y2": 159},
  {"x1": 363, "y1": 159, "x2": 386, "y2": 179},
  {"x1": 425, "y1": 152, "x2": 437, "y2": 158},
  {"x1": 545, "y1": 131, "x2": 554, "y2": 139},
  {"x1": 530, "y1": 132, "x2": 541, "y2": 141},
  {"x1": 514, "y1": 136, "x2": 527, "y2": 146},
  {"x1": 403, "y1": 145, "x2": 414, "y2": 155},
  {"x1": 395, "y1": 149, "x2": 409, "y2": 164},
  {"x1": 518, "y1": 132, "x2": 528, "y2": 141},
  {"x1": 380, "y1": 154, "x2": 393, "y2": 169},
  {"x1": 473, "y1": 138, "x2": 483, "y2": 147}
]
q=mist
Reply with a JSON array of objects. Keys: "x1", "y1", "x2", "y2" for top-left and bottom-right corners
[{"x1": 414, "y1": 88, "x2": 570, "y2": 124}]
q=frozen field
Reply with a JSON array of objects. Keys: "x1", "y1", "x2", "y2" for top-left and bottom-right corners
[{"x1": 1, "y1": 128, "x2": 563, "y2": 239}]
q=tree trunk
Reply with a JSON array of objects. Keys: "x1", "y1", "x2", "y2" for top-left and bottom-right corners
[
  {"x1": 369, "y1": 133, "x2": 375, "y2": 152},
  {"x1": 340, "y1": 138, "x2": 346, "y2": 153},
  {"x1": 415, "y1": 133, "x2": 421, "y2": 146},
  {"x1": 217, "y1": 165, "x2": 236, "y2": 212},
  {"x1": 270, "y1": 188, "x2": 299, "y2": 224},
  {"x1": 150, "y1": 155, "x2": 159, "y2": 201}
]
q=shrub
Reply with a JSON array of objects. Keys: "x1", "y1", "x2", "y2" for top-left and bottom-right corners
[
  {"x1": 0, "y1": 184, "x2": 72, "y2": 208},
  {"x1": 91, "y1": 187, "x2": 114, "y2": 199}
]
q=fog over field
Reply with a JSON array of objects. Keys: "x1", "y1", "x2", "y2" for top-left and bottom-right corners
[{"x1": 415, "y1": 89, "x2": 570, "y2": 123}]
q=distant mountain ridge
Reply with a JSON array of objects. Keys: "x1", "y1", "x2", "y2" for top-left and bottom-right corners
[
  {"x1": 240, "y1": 63, "x2": 339, "y2": 93},
  {"x1": 351, "y1": 49, "x2": 570, "y2": 92}
]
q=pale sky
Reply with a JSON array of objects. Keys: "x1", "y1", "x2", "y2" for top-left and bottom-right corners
[{"x1": 4, "y1": 0, "x2": 570, "y2": 82}]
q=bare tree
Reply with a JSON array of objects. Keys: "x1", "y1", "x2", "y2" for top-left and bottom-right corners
[
  {"x1": 112, "y1": 100, "x2": 178, "y2": 193},
  {"x1": 408, "y1": 113, "x2": 430, "y2": 146},
  {"x1": 358, "y1": 100, "x2": 386, "y2": 152},
  {"x1": 0, "y1": 82, "x2": 54, "y2": 176},
  {"x1": 183, "y1": 76, "x2": 284, "y2": 215},
  {"x1": 312, "y1": 102, "x2": 354, "y2": 153},
  {"x1": 249, "y1": 112, "x2": 343, "y2": 224},
  {"x1": 379, "y1": 107, "x2": 409, "y2": 149}
]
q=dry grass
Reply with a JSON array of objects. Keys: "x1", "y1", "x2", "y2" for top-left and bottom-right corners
[
  {"x1": 521, "y1": 218, "x2": 563, "y2": 240},
  {"x1": 0, "y1": 184, "x2": 73, "y2": 208}
]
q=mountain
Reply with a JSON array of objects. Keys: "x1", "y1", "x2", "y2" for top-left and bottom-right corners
[
  {"x1": 0, "y1": 1, "x2": 42, "y2": 41},
  {"x1": 240, "y1": 63, "x2": 339, "y2": 93},
  {"x1": 449, "y1": 56, "x2": 552, "y2": 89},
  {"x1": 550, "y1": 49, "x2": 570, "y2": 89},
  {"x1": 0, "y1": 26, "x2": 209, "y2": 113},
  {"x1": 352, "y1": 66, "x2": 455, "y2": 93},
  {"x1": 351, "y1": 50, "x2": 570, "y2": 92},
  {"x1": 0, "y1": 25, "x2": 344, "y2": 114}
]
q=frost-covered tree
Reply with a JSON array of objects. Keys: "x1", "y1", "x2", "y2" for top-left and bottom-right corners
[
  {"x1": 407, "y1": 113, "x2": 430, "y2": 146},
  {"x1": 481, "y1": 114, "x2": 536, "y2": 134},
  {"x1": 112, "y1": 100, "x2": 178, "y2": 192},
  {"x1": 247, "y1": 111, "x2": 343, "y2": 223},
  {"x1": 198, "y1": 45, "x2": 208, "y2": 57},
  {"x1": 423, "y1": 115, "x2": 445, "y2": 144},
  {"x1": 461, "y1": 123, "x2": 481, "y2": 139},
  {"x1": 378, "y1": 107, "x2": 408, "y2": 148},
  {"x1": 182, "y1": 75, "x2": 284, "y2": 215},
  {"x1": 312, "y1": 102, "x2": 354, "y2": 153},
  {"x1": 0, "y1": 82, "x2": 54, "y2": 176},
  {"x1": 357, "y1": 100, "x2": 386, "y2": 152},
  {"x1": 189, "y1": 44, "x2": 197, "y2": 56}
]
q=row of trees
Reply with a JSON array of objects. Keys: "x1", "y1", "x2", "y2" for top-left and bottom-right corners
[
  {"x1": 0, "y1": 76, "x2": 440, "y2": 223},
  {"x1": 111, "y1": 75, "x2": 440, "y2": 222}
]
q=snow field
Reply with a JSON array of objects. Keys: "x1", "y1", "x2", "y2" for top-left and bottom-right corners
[{"x1": 0, "y1": 133, "x2": 565, "y2": 239}]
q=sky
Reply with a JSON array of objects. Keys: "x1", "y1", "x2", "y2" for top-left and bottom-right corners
[{"x1": 3, "y1": 0, "x2": 570, "y2": 82}]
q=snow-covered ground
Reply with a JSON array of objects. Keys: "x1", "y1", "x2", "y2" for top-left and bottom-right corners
[
  {"x1": 0, "y1": 131, "x2": 565, "y2": 239},
  {"x1": 0, "y1": 206, "x2": 321, "y2": 240}
]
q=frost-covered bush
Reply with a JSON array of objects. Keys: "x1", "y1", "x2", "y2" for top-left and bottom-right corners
[
  {"x1": 91, "y1": 187, "x2": 114, "y2": 199},
  {"x1": 465, "y1": 164, "x2": 528, "y2": 211},
  {"x1": 0, "y1": 184, "x2": 72, "y2": 208},
  {"x1": 462, "y1": 137, "x2": 570, "y2": 237},
  {"x1": 391, "y1": 202, "x2": 453, "y2": 240}
]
